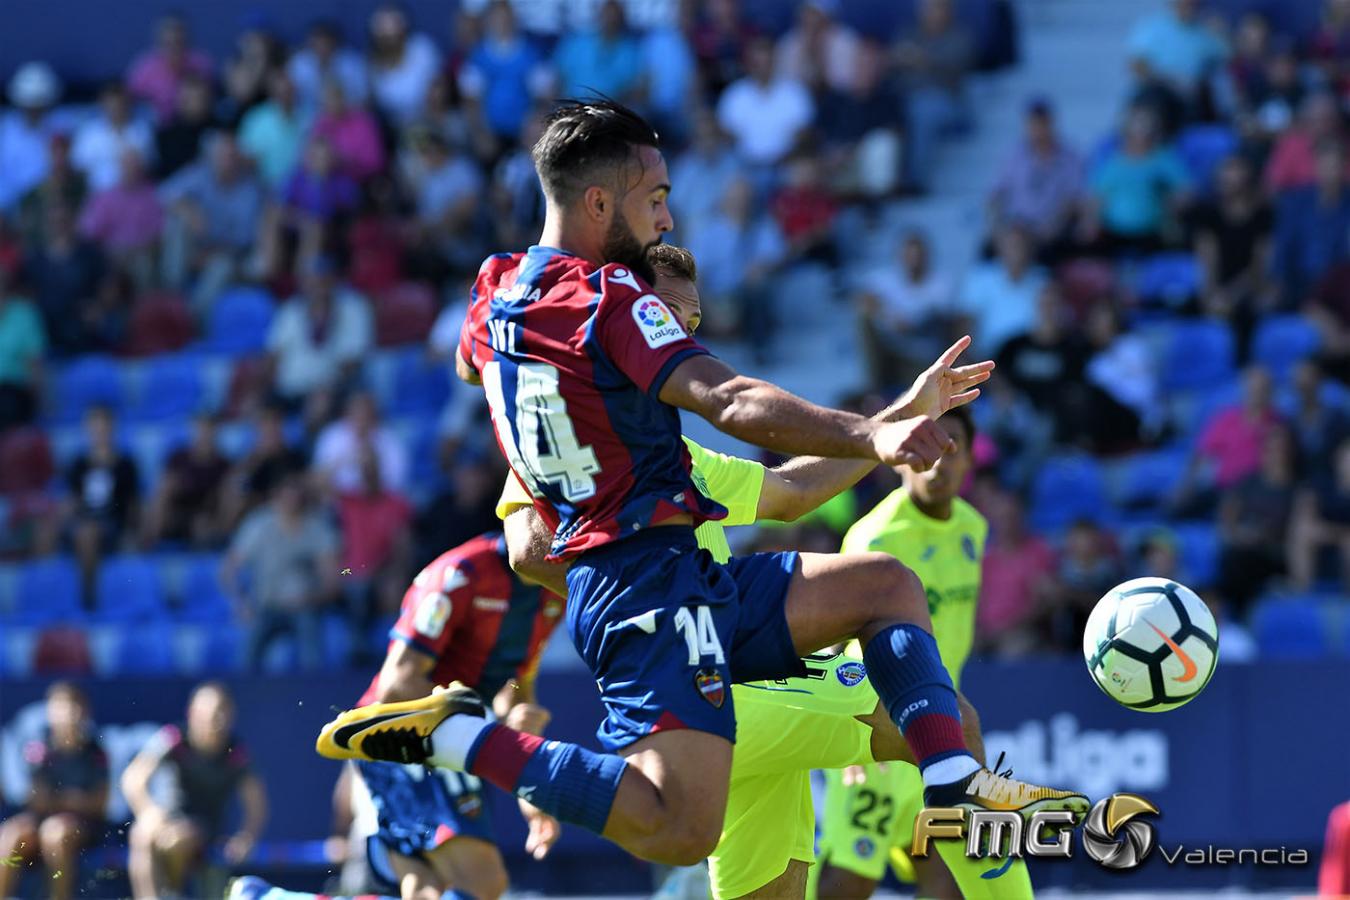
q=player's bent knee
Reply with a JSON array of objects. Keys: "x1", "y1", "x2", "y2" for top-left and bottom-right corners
[
  {"x1": 38, "y1": 814, "x2": 78, "y2": 849},
  {"x1": 860, "y1": 553, "x2": 926, "y2": 620},
  {"x1": 662, "y1": 821, "x2": 723, "y2": 867}
]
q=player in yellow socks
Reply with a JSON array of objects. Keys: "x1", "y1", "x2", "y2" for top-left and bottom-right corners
[{"x1": 811, "y1": 408, "x2": 1033, "y2": 900}]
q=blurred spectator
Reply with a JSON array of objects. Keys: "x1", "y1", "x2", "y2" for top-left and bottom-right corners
[
  {"x1": 670, "y1": 109, "x2": 743, "y2": 237},
  {"x1": 1212, "y1": 12, "x2": 1272, "y2": 121},
  {"x1": 289, "y1": 20, "x2": 370, "y2": 116},
  {"x1": 1217, "y1": 427, "x2": 1293, "y2": 614},
  {"x1": 1081, "y1": 106, "x2": 1192, "y2": 253},
  {"x1": 71, "y1": 82, "x2": 155, "y2": 193},
  {"x1": 1265, "y1": 92, "x2": 1344, "y2": 193},
  {"x1": 1139, "y1": 526, "x2": 1257, "y2": 659},
  {"x1": 1083, "y1": 302, "x2": 1159, "y2": 450},
  {"x1": 0, "y1": 683, "x2": 108, "y2": 900},
  {"x1": 1173, "y1": 366, "x2": 1284, "y2": 516},
  {"x1": 459, "y1": 1, "x2": 551, "y2": 145},
  {"x1": 159, "y1": 132, "x2": 265, "y2": 315},
  {"x1": 1311, "y1": 0, "x2": 1350, "y2": 99},
  {"x1": 640, "y1": 0, "x2": 697, "y2": 144},
  {"x1": 853, "y1": 230, "x2": 954, "y2": 387},
  {"x1": 1307, "y1": 258, "x2": 1350, "y2": 381},
  {"x1": 1289, "y1": 435, "x2": 1350, "y2": 590},
  {"x1": 771, "y1": 154, "x2": 839, "y2": 265},
  {"x1": 366, "y1": 4, "x2": 442, "y2": 126},
  {"x1": 776, "y1": 0, "x2": 861, "y2": 95},
  {"x1": 313, "y1": 81, "x2": 386, "y2": 183},
  {"x1": 403, "y1": 129, "x2": 486, "y2": 280},
  {"x1": 16, "y1": 134, "x2": 86, "y2": 249},
  {"x1": 1288, "y1": 360, "x2": 1350, "y2": 484},
  {"x1": 238, "y1": 70, "x2": 309, "y2": 191},
  {"x1": 0, "y1": 271, "x2": 47, "y2": 430},
  {"x1": 0, "y1": 62, "x2": 62, "y2": 211},
  {"x1": 415, "y1": 453, "x2": 506, "y2": 563},
  {"x1": 76, "y1": 149, "x2": 164, "y2": 283},
  {"x1": 894, "y1": 0, "x2": 976, "y2": 191},
  {"x1": 153, "y1": 74, "x2": 220, "y2": 180},
  {"x1": 256, "y1": 138, "x2": 358, "y2": 279},
  {"x1": 62, "y1": 406, "x2": 140, "y2": 604},
  {"x1": 1125, "y1": 0, "x2": 1227, "y2": 106},
  {"x1": 1273, "y1": 140, "x2": 1350, "y2": 304},
  {"x1": 693, "y1": 0, "x2": 756, "y2": 98},
  {"x1": 224, "y1": 471, "x2": 341, "y2": 671},
  {"x1": 427, "y1": 293, "x2": 491, "y2": 460},
  {"x1": 995, "y1": 283, "x2": 1088, "y2": 442},
  {"x1": 265, "y1": 256, "x2": 372, "y2": 417},
  {"x1": 346, "y1": 174, "x2": 409, "y2": 296},
  {"x1": 78, "y1": 267, "x2": 135, "y2": 354},
  {"x1": 1191, "y1": 154, "x2": 1275, "y2": 357},
  {"x1": 988, "y1": 99, "x2": 1083, "y2": 255},
  {"x1": 336, "y1": 446, "x2": 413, "y2": 650},
  {"x1": 959, "y1": 222, "x2": 1048, "y2": 355},
  {"x1": 817, "y1": 39, "x2": 904, "y2": 200},
  {"x1": 142, "y1": 413, "x2": 230, "y2": 549},
  {"x1": 221, "y1": 16, "x2": 284, "y2": 126},
  {"x1": 313, "y1": 391, "x2": 410, "y2": 497},
  {"x1": 222, "y1": 404, "x2": 308, "y2": 527},
  {"x1": 1247, "y1": 39, "x2": 1305, "y2": 143},
  {"x1": 717, "y1": 35, "x2": 813, "y2": 170},
  {"x1": 487, "y1": 108, "x2": 547, "y2": 249},
  {"x1": 1051, "y1": 519, "x2": 1122, "y2": 647},
  {"x1": 681, "y1": 178, "x2": 786, "y2": 347},
  {"x1": 126, "y1": 13, "x2": 214, "y2": 124},
  {"x1": 554, "y1": 0, "x2": 644, "y2": 104},
  {"x1": 122, "y1": 683, "x2": 266, "y2": 898},
  {"x1": 23, "y1": 204, "x2": 105, "y2": 356},
  {"x1": 975, "y1": 484, "x2": 1058, "y2": 657},
  {"x1": 409, "y1": 72, "x2": 491, "y2": 163}
]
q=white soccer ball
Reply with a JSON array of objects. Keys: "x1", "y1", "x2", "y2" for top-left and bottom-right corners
[{"x1": 1083, "y1": 577, "x2": 1219, "y2": 711}]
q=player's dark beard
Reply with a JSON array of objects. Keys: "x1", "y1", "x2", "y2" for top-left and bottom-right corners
[{"x1": 602, "y1": 211, "x2": 658, "y2": 283}]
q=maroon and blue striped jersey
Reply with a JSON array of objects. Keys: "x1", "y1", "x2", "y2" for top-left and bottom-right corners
[
  {"x1": 459, "y1": 246, "x2": 727, "y2": 559},
  {"x1": 358, "y1": 532, "x2": 564, "y2": 707}
]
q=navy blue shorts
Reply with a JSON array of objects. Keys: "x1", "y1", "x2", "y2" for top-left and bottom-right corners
[
  {"x1": 566, "y1": 527, "x2": 805, "y2": 752},
  {"x1": 356, "y1": 759, "x2": 493, "y2": 874}
]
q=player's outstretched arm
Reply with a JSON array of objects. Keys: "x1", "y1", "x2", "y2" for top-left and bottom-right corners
[
  {"x1": 659, "y1": 354, "x2": 954, "y2": 470},
  {"x1": 757, "y1": 337, "x2": 992, "y2": 521}
]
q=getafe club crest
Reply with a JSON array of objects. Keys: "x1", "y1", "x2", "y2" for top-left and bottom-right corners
[{"x1": 695, "y1": 668, "x2": 726, "y2": 708}]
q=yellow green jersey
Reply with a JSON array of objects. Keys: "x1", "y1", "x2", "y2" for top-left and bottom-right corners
[{"x1": 841, "y1": 489, "x2": 987, "y2": 688}]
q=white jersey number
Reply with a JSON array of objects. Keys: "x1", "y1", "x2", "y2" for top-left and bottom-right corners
[
  {"x1": 483, "y1": 360, "x2": 601, "y2": 502},
  {"x1": 674, "y1": 605, "x2": 726, "y2": 666}
]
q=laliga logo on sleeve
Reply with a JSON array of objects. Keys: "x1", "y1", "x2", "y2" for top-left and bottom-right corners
[{"x1": 633, "y1": 295, "x2": 686, "y2": 348}]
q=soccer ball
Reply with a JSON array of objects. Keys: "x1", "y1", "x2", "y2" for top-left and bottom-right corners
[{"x1": 1083, "y1": 577, "x2": 1219, "y2": 711}]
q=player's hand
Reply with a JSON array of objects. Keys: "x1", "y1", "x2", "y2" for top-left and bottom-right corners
[
  {"x1": 872, "y1": 416, "x2": 953, "y2": 472},
  {"x1": 899, "y1": 335, "x2": 994, "y2": 422},
  {"x1": 223, "y1": 831, "x2": 256, "y2": 864},
  {"x1": 519, "y1": 800, "x2": 561, "y2": 860},
  {"x1": 505, "y1": 702, "x2": 551, "y2": 736}
]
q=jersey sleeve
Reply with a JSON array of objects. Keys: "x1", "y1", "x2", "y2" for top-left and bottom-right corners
[
  {"x1": 390, "y1": 557, "x2": 475, "y2": 658},
  {"x1": 684, "y1": 439, "x2": 765, "y2": 527},
  {"x1": 593, "y1": 266, "x2": 710, "y2": 396},
  {"x1": 495, "y1": 472, "x2": 535, "y2": 521}
]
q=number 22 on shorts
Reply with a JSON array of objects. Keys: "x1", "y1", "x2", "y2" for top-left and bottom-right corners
[{"x1": 674, "y1": 605, "x2": 725, "y2": 665}]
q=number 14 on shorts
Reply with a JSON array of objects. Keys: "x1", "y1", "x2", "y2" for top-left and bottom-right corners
[{"x1": 674, "y1": 605, "x2": 725, "y2": 665}]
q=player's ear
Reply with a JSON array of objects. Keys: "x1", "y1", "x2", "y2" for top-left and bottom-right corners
[{"x1": 582, "y1": 185, "x2": 611, "y2": 223}]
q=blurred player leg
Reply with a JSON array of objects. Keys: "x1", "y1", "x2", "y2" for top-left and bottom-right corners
[
  {"x1": 37, "y1": 813, "x2": 86, "y2": 900},
  {"x1": 421, "y1": 835, "x2": 508, "y2": 900},
  {"x1": 0, "y1": 812, "x2": 37, "y2": 899}
]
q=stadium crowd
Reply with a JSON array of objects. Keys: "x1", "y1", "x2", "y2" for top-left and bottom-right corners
[{"x1": 0, "y1": 0, "x2": 1342, "y2": 683}]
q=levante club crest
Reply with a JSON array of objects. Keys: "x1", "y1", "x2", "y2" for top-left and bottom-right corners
[{"x1": 695, "y1": 668, "x2": 726, "y2": 707}]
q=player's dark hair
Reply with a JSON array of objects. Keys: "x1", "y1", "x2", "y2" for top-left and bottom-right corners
[
  {"x1": 646, "y1": 243, "x2": 697, "y2": 282},
  {"x1": 944, "y1": 405, "x2": 975, "y2": 450},
  {"x1": 532, "y1": 99, "x2": 660, "y2": 205}
]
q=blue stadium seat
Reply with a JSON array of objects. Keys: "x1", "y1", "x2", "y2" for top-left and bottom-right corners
[
  {"x1": 1135, "y1": 254, "x2": 1201, "y2": 309},
  {"x1": 1172, "y1": 523, "x2": 1220, "y2": 588},
  {"x1": 322, "y1": 613, "x2": 353, "y2": 668},
  {"x1": 1252, "y1": 597, "x2": 1331, "y2": 659},
  {"x1": 1113, "y1": 446, "x2": 1190, "y2": 509},
  {"x1": 15, "y1": 557, "x2": 82, "y2": 624},
  {"x1": 1029, "y1": 455, "x2": 1110, "y2": 532},
  {"x1": 176, "y1": 555, "x2": 233, "y2": 622},
  {"x1": 51, "y1": 356, "x2": 124, "y2": 423},
  {"x1": 112, "y1": 620, "x2": 176, "y2": 674},
  {"x1": 1177, "y1": 124, "x2": 1238, "y2": 194},
  {"x1": 1157, "y1": 320, "x2": 1235, "y2": 391},
  {"x1": 387, "y1": 350, "x2": 452, "y2": 416},
  {"x1": 206, "y1": 286, "x2": 275, "y2": 355},
  {"x1": 130, "y1": 354, "x2": 205, "y2": 421},
  {"x1": 1252, "y1": 315, "x2": 1321, "y2": 380},
  {"x1": 201, "y1": 621, "x2": 244, "y2": 673},
  {"x1": 94, "y1": 555, "x2": 165, "y2": 621}
]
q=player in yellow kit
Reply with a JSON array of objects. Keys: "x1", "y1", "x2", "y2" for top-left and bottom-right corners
[
  {"x1": 812, "y1": 408, "x2": 1027, "y2": 899},
  {"x1": 498, "y1": 245, "x2": 1042, "y2": 899}
]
